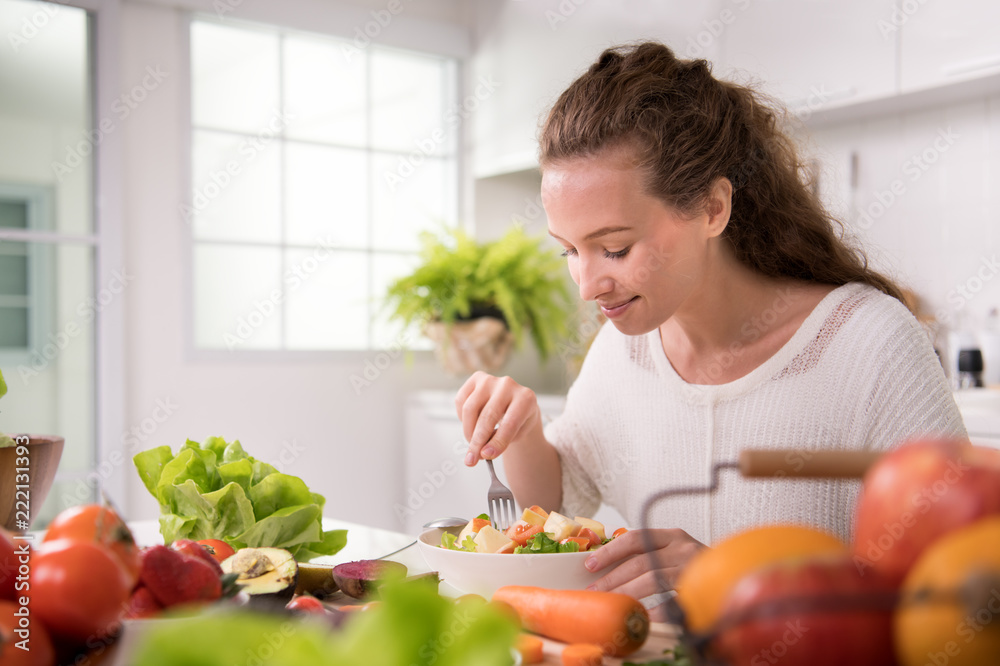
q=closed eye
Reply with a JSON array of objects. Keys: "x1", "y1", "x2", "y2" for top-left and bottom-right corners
[
  {"x1": 560, "y1": 248, "x2": 578, "y2": 257},
  {"x1": 604, "y1": 246, "x2": 631, "y2": 260}
]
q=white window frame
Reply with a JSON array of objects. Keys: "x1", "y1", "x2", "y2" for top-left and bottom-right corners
[
  {"x1": 180, "y1": 12, "x2": 469, "y2": 362},
  {"x1": 0, "y1": 183, "x2": 55, "y2": 359}
]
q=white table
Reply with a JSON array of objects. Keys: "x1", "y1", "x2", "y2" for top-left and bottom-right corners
[{"x1": 128, "y1": 517, "x2": 452, "y2": 594}]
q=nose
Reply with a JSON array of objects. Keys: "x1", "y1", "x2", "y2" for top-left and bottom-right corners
[{"x1": 572, "y1": 255, "x2": 614, "y2": 302}]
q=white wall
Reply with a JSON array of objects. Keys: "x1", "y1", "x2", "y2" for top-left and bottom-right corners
[
  {"x1": 114, "y1": 0, "x2": 571, "y2": 531},
  {"x1": 804, "y1": 95, "x2": 1000, "y2": 377}
]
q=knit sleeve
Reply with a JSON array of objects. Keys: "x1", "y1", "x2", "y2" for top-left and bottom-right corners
[
  {"x1": 850, "y1": 300, "x2": 967, "y2": 452},
  {"x1": 545, "y1": 413, "x2": 602, "y2": 518},
  {"x1": 544, "y1": 324, "x2": 618, "y2": 518}
]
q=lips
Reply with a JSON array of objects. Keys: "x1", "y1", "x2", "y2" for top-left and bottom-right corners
[{"x1": 599, "y1": 296, "x2": 638, "y2": 319}]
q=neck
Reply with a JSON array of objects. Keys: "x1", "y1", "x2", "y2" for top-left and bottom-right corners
[{"x1": 660, "y1": 247, "x2": 798, "y2": 355}]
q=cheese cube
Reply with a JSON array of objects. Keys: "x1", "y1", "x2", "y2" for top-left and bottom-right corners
[
  {"x1": 543, "y1": 511, "x2": 582, "y2": 541},
  {"x1": 521, "y1": 507, "x2": 547, "y2": 528},
  {"x1": 474, "y1": 525, "x2": 515, "y2": 554}
]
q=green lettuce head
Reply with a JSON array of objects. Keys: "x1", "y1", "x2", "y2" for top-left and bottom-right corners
[{"x1": 134, "y1": 436, "x2": 346, "y2": 561}]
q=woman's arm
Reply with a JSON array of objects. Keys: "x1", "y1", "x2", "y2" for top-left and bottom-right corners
[{"x1": 455, "y1": 372, "x2": 563, "y2": 511}]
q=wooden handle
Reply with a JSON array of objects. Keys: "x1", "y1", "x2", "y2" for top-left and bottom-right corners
[{"x1": 738, "y1": 449, "x2": 882, "y2": 479}]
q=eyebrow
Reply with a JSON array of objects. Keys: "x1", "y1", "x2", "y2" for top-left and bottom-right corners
[{"x1": 549, "y1": 226, "x2": 633, "y2": 242}]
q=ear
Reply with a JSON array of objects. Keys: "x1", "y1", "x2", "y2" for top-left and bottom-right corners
[{"x1": 704, "y1": 177, "x2": 733, "y2": 239}]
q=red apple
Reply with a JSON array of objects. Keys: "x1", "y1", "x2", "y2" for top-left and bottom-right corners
[
  {"x1": 709, "y1": 554, "x2": 898, "y2": 666},
  {"x1": 852, "y1": 438, "x2": 1000, "y2": 584}
]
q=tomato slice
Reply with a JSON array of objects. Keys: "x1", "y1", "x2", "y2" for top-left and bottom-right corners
[
  {"x1": 577, "y1": 528, "x2": 602, "y2": 549},
  {"x1": 511, "y1": 524, "x2": 543, "y2": 548},
  {"x1": 559, "y1": 536, "x2": 591, "y2": 551}
]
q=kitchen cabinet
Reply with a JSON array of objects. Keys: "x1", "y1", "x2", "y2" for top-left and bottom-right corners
[
  {"x1": 468, "y1": 0, "x2": 726, "y2": 177},
  {"x1": 720, "y1": 0, "x2": 897, "y2": 113},
  {"x1": 898, "y1": 0, "x2": 1000, "y2": 92}
]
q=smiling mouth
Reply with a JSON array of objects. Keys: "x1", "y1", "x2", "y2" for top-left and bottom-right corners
[{"x1": 599, "y1": 296, "x2": 639, "y2": 311}]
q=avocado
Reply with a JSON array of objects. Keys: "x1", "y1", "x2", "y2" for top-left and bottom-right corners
[{"x1": 221, "y1": 547, "x2": 298, "y2": 604}]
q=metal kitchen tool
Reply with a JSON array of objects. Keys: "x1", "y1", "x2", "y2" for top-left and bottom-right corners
[
  {"x1": 485, "y1": 458, "x2": 517, "y2": 532},
  {"x1": 377, "y1": 517, "x2": 469, "y2": 560},
  {"x1": 637, "y1": 448, "x2": 884, "y2": 664}
]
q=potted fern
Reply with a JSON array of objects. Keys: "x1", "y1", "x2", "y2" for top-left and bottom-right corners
[{"x1": 384, "y1": 226, "x2": 574, "y2": 374}]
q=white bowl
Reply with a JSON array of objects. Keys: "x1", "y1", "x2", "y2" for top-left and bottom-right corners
[{"x1": 417, "y1": 527, "x2": 602, "y2": 598}]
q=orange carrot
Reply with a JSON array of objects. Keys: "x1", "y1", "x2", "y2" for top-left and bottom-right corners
[
  {"x1": 562, "y1": 643, "x2": 604, "y2": 666},
  {"x1": 492, "y1": 586, "x2": 649, "y2": 657},
  {"x1": 516, "y1": 633, "x2": 545, "y2": 664}
]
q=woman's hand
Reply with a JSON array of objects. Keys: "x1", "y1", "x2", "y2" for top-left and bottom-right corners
[
  {"x1": 455, "y1": 371, "x2": 543, "y2": 466},
  {"x1": 585, "y1": 528, "x2": 706, "y2": 621}
]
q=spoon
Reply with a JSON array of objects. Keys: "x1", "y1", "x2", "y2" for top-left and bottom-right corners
[{"x1": 376, "y1": 517, "x2": 469, "y2": 560}]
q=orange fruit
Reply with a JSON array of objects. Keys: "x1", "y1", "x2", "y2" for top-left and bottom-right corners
[
  {"x1": 675, "y1": 524, "x2": 847, "y2": 633},
  {"x1": 894, "y1": 516, "x2": 1000, "y2": 666}
]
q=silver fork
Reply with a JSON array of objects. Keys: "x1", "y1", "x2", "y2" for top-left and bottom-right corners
[{"x1": 485, "y1": 458, "x2": 517, "y2": 532}]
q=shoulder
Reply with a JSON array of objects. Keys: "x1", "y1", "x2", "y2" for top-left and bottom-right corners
[
  {"x1": 831, "y1": 283, "x2": 928, "y2": 346},
  {"x1": 822, "y1": 283, "x2": 946, "y2": 384}
]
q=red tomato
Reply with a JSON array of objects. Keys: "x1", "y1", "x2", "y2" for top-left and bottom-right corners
[
  {"x1": 43, "y1": 505, "x2": 140, "y2": 588},
  {"x1": 510, "y1": 524, "x2": 543, "y2": 548},
  {"x1": 559, "y1": 536, "x2": 591, "y2": 551},
  {"x1": 0, "y1": 599, "x2": 55, "y2": 666},
  {"x1": 286, "y1": 595, "x2": 326, "y2": 614},
  {"x1": 29, "y1": 539, "x2": 131, "y2": 646},
  {"x1": 577, "y1": 528, "x2": 602, "y2": 550},
  {"x1": 1, "y1": 527, "x2": 20, "y2": 601},
  {"x1": 612, "y1": 527, "x2": 628, "y2": 539},
  {"x1": 196, "y1": 539, "x2": 236, "y2": 564}
]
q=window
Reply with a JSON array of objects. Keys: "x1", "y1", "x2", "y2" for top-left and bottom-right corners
[
  {"x1": 0, "y1": 0, "x2": 98, "y2": 525},
  {"x1": 187, "y1": 18, "x2": 459, "y2": 352},
  {"x1": 0, "y1": 186, "x2": 54, "y2": 354}
]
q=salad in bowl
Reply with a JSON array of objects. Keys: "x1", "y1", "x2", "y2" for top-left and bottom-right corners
[
  {"x1": 418, "y1": 506, "x2": 628, "y2": 597},
  {"x1": 441, "y1": 505, "x2": 626, "y2": 555}
]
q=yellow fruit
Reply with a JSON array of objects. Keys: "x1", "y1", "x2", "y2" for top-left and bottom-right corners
[
  {"x1": 675, "y1": 524, "x2": 847, "y2": 633},
  {"x1": 895, "y1": 516, "x2": 1000, "y2": 666}
]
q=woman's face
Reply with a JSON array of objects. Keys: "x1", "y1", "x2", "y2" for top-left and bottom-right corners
[{"x1": 541, "y1": 153, "x2": 716, "y2": 336}]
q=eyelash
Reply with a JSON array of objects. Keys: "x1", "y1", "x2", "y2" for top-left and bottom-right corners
[{"x1": 560, "y1": 247, "x2": 632, "y2": 260}]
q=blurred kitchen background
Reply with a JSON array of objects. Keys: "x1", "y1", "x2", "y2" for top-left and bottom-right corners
[{"x1": 0, "y1": 0, "x2": 998, "y2": 532}]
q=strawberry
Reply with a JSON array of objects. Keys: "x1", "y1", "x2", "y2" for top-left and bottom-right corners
[
  {"x1": 170, "y1": 539, "x2": 224, "y2": 575},
  {"x1": 139, "y1": 545, "x2": 222, "y2": 607},
  {"x1": 125, "y1": 585, "x2": 163, "y2": 619}
]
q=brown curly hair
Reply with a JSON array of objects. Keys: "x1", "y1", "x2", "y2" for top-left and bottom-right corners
[{"x1": 539, "y1": 42, "x2": 905, "y2": 303}]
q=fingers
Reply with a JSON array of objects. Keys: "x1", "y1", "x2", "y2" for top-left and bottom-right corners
[
  {"x1": 455, "y1": 373, "x2": 538, "y2": 466},
  {"x1": 584, "y1": 529, "x2": 681, "y2": 572},
  {"x1": 584, "y1": 529, "x2": 705, "y2": 598},
  {"x1": 591, "y1": 562, "x2": 680, "y2": 600},
  {"x1": 483, "y1": 385, "x2": 538, "y2": 459}
]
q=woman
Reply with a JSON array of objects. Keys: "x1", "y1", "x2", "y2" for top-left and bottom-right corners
[{"x1": 455, "y1": 42, "x2": 964, "y2": 616}]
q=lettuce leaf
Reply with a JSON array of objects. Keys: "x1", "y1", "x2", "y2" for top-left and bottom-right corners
[
  {"x1": 133, "y1": 437, "x2": 346, "y2": 561},
  {"x1": 513, "y1": 531, "x2": 579, "y2": 554},
  {"x1": 440, "y1": 532, "x2": 477, "y2": 552}
]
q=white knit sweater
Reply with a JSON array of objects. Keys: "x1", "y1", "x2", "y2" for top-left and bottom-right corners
[{"x1": 545, "y1": 282, "x2": 967, "y2": 545}]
